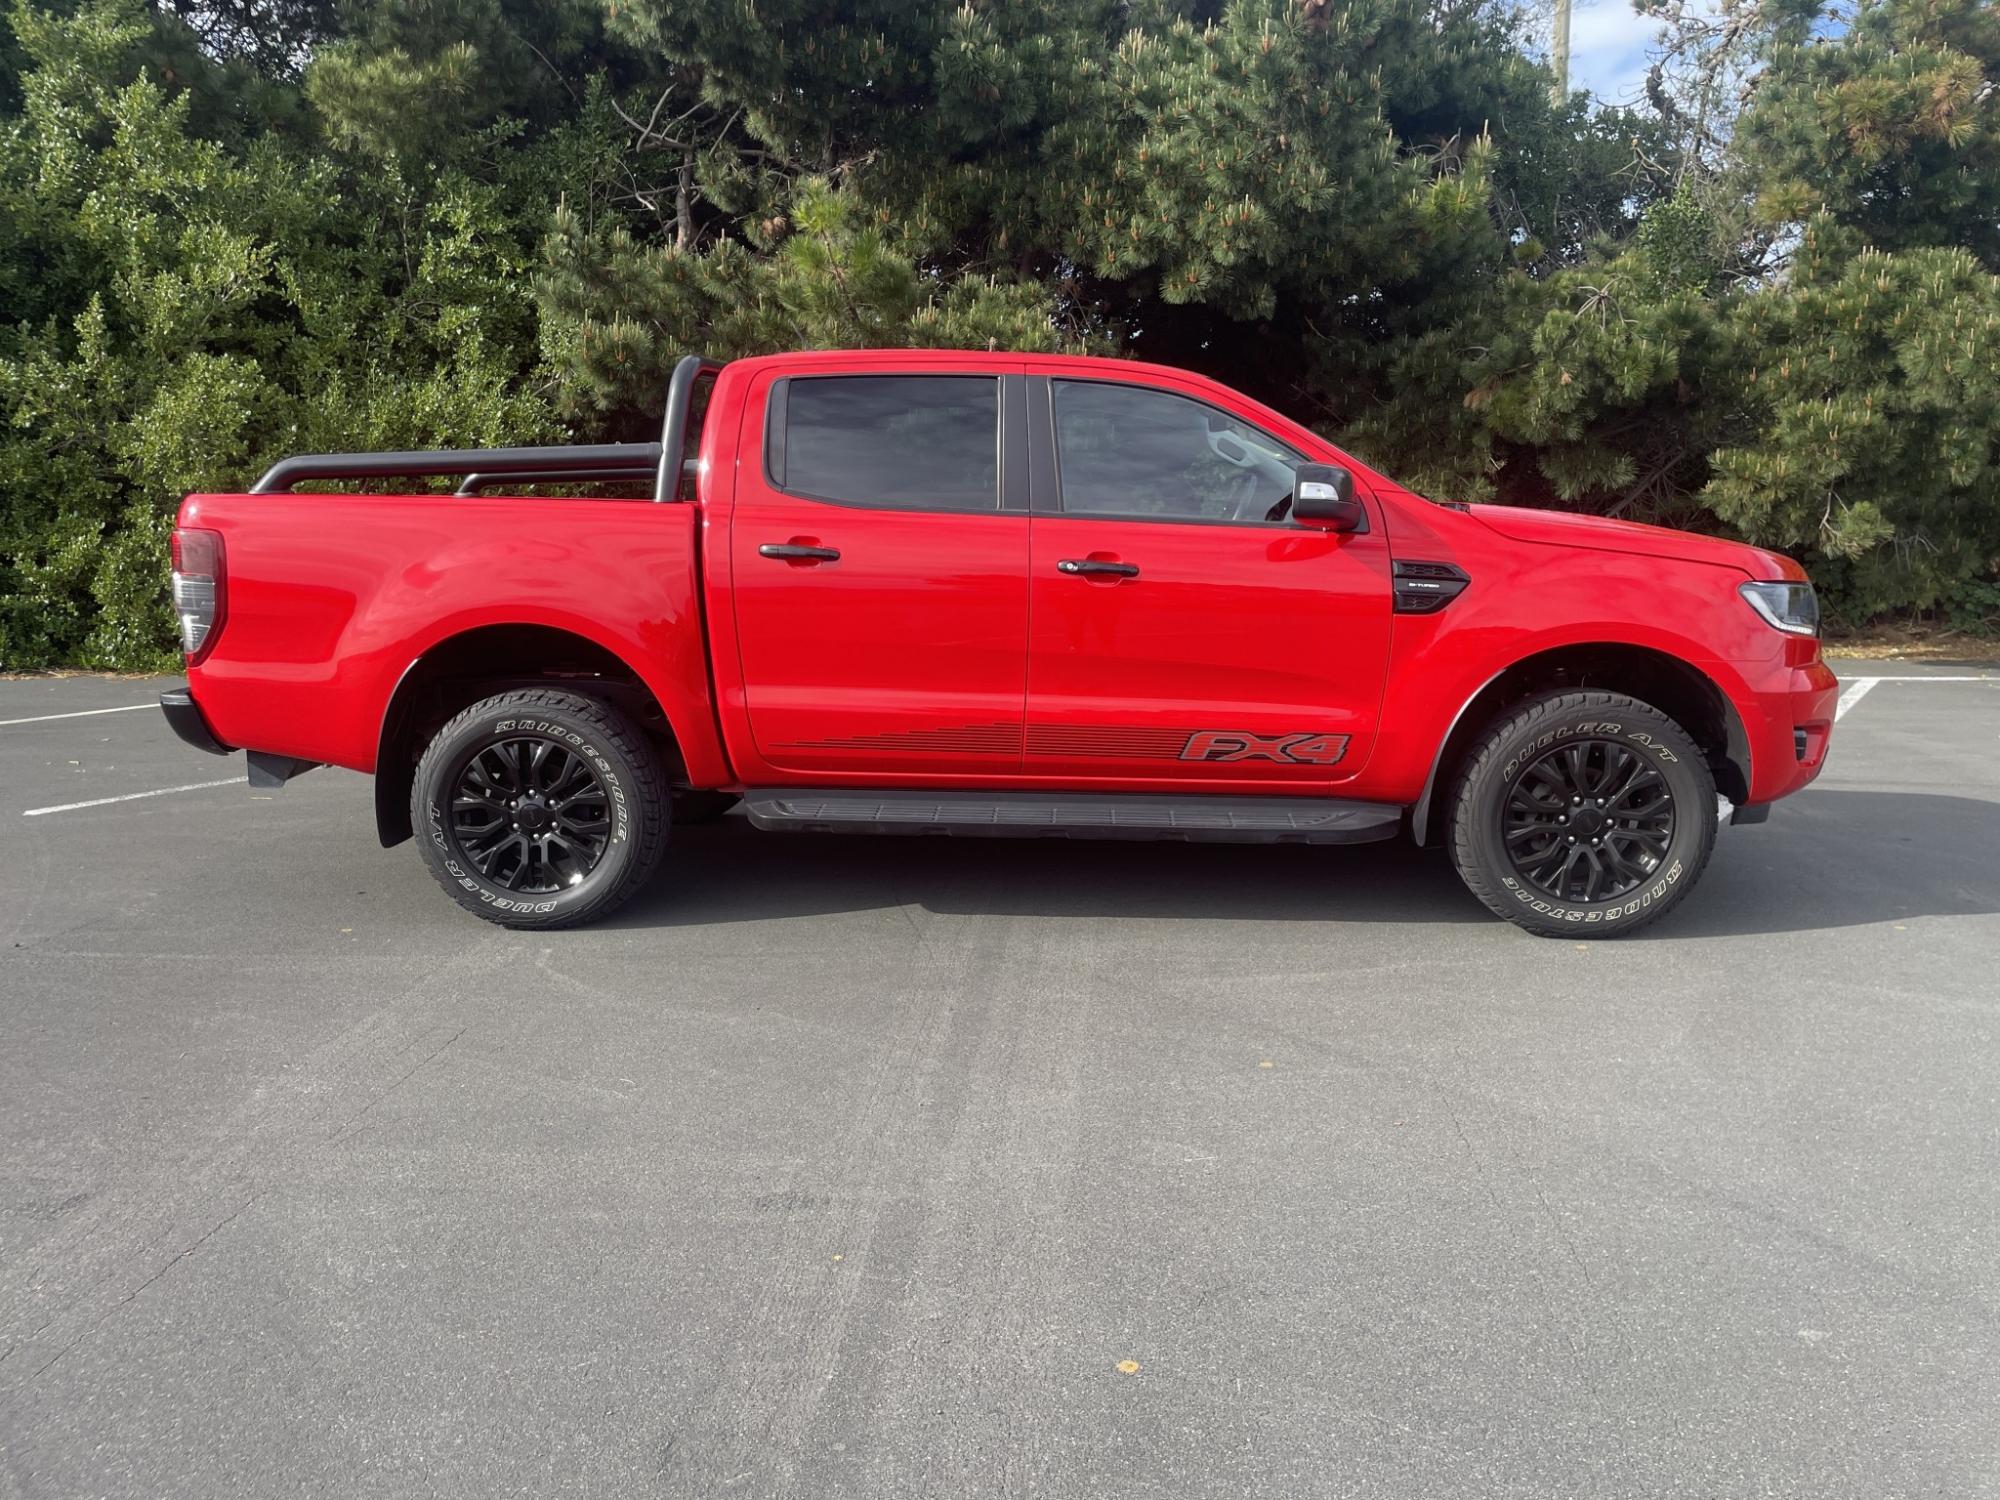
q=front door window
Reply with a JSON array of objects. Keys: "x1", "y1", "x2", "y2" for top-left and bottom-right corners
[{"x1": 1053, "y1": 380, "x2": 1302, "y2": 525}]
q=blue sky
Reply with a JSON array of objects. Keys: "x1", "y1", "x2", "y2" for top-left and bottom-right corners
[{"x1": 1566, "y1": 0, "x2": 1664, "y2": 107}]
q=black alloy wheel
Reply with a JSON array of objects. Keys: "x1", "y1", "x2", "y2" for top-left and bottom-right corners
[
  {"x1": 1447, "y1": 689, "x2": 1716, "y2": 938},
  {"x1": 446, "y1": 736, "x2": 612, "y2": 893},
  {"x1": 411, "y1": 687, "x2": 671, "y2": 929},
  {"x1": 1500, "y1": 737, "x2": 1677, "y2": 904}
]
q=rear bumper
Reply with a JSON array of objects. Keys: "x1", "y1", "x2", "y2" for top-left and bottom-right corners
[
  {"x1": 160, "y1": 687, "x2": 234, "y2": 756},
  {"x1": 1737, "y1": 656, "x2": 1838, "y2": 808}
]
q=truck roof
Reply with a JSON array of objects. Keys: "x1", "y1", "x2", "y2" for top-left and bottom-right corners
[{"x1": 730, "y1": 348, "x2": 1213, "y2": 386}]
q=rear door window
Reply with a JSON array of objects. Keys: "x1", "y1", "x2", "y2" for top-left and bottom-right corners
[{"x1": 771, "y1": 376, "x2": 999, "y2": 511}]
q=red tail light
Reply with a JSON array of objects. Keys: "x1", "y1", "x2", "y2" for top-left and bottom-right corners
[{"x1": 170, "y1": 527, "x2": 226, "y2": 663}]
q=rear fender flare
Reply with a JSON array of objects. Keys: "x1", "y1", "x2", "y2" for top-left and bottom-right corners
[{"x1": 370, "y1": 623, "x2": 713, "y2": 848}]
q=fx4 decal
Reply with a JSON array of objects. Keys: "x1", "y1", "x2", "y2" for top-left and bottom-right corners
[{"x1": 1180, "y1": 731, "x2": 1350, "y2": 765}]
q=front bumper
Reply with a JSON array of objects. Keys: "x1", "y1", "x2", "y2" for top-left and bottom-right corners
[
  {"x1": 1738, "y1": 656, "x2": 1838, "y2": 808},
  {"x1": 160, "y1": 687, "x2": 234, "y2": 756}
]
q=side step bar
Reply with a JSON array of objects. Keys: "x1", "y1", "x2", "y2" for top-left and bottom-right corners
[{"x1": 743, "y1": 789, "x2": 1404, "y2": 845}]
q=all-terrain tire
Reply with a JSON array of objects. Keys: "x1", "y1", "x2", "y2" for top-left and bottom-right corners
[
  {"x1": 411, "y1": 688, "x2": 670, "y2": 929},
  {"x1": 1448, "y1": 690, "x2": 1716, "y2": 938}
]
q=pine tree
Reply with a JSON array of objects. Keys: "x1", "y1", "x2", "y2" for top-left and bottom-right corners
[
  {"x1": 1736, "y1": 0, "x2": 2000, "y2": 268},
  {"x1": 1709, "y1": 226, "x2": 2000, "y2": 614},
  {"x1": 543, "y1": 0, "x2": 1555, "y2": 426}
]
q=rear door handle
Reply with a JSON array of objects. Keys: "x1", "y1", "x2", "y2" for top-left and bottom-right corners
[
  {"x1": 759, "y1": 543, "x2": 841, "y2": 563},
  {"x1": 1057, "y1": 559, "x2": 1139, "y2": 579}
]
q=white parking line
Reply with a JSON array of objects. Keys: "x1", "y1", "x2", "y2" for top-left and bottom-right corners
[
  {"x1": 1830, "y1": 672, "x2": 1999, "y2": 722},
  {"x1": 1835, "y1": 678, "x2": 1879, "y2": 721},
  {"x1": 23, "y1": 778, "x2": 240, "y2": 818},
  {"x1": 0, "y1": 703, "x2": 154, "y2": 727}
]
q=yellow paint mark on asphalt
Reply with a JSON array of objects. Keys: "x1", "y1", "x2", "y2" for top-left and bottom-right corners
[
  {"x1": 1115, "y1": 1360, "x2": 1141, "y2": 1375},
  {"x1": 1258, "y1": 1060, "x2": 1273, "y2": 1069}
]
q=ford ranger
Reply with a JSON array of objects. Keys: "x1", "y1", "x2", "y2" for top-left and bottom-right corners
[{"x1": 159, "y1": 350, "x2": 1837, "y2": 936}]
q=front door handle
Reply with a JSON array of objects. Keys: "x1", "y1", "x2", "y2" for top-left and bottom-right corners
[
  {"x1": 1057, "y1": 558, "x2": 1139, "y2": 579},
  {"x1": 759, "y1": 542, "x2": 841, "y2": 563}
]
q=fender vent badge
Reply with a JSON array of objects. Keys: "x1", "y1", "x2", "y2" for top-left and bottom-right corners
[{"x1": 1392, "y1": 560, "x2": 1470, "y2": 614}]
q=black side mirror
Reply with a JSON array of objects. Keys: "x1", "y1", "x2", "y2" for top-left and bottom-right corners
[{"x1": 1291, "y1": 464, "x2": 1367, "y2": 532}]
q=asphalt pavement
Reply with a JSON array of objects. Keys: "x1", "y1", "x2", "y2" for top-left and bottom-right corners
[{"x1": 2, "y1": 665, "x2": 1997, "y2": 1498}]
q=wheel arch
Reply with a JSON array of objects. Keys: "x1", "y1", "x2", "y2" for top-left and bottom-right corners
[
  {"x1": 1409, "y1": 642, "x2": 1751, "y2": 845},
  {"x1": 374, "y1": 623, "x2": 691, "y2": 848}
]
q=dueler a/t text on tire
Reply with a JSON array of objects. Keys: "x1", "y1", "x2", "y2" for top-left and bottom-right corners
[
  {"x1": 411, "y1": 688, "x2": 670, "y2": 929},
  {"x1": 1448, "y1": 690, "x2": 1716, "y2": 938}
]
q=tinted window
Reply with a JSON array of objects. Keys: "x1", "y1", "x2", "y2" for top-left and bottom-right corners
[
  {"x1": 1053, "y1": 381, "x2": 1301, "y2": 523},
  {"x1": 780, "y1": 376, "x2": 998, "y2": 510}
]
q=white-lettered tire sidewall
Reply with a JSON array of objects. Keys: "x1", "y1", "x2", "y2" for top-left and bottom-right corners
[
  {"x1": 418, "y1": 705, "x2": 642, "y2": 925},
  {"x1": 1458, "y1": 703, "x2": 1715, "y2": 936}
]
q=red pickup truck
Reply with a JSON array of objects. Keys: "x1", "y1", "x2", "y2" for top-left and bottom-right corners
[{"x1": 160, "y1": 349, "x2": 1837, "y2": 936}]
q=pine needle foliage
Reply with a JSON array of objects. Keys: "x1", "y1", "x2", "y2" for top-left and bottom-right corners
[{"x1": 4, "y1": 0, "x2": 1999, "y2": 664}]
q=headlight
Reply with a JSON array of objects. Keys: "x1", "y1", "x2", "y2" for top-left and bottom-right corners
[{"x1": 1739, "y1": 580, "x2": 1819, "y2": 637}]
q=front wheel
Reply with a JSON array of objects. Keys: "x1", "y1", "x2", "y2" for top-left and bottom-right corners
[
  {"x1": 411, "y1": 688, "x2": 670, "y2": 929},
  {"x1": 1448, "y1": 690, "x2": 1716, "y2": 938}
]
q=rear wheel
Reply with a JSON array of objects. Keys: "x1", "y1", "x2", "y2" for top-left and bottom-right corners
[
  {"x1": 411, "y1": 688, "x2": 670, "y2": 929},
  {"x1": 1449, "y1": 690, "x2": 1715, "y2": 938}
]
